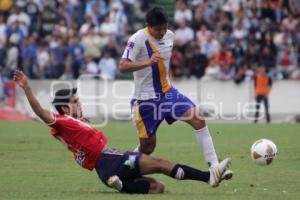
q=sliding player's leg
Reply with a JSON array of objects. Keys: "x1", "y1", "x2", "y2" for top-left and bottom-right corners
[{"x1": 138, "y1": 153, "x2": 231, "y2": 187}]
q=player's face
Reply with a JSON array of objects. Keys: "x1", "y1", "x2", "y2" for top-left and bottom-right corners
[
  {"x1": 69, "y1": 96, "x2": 82, "y2": 118},
  {"x1": 148, "y1": 24, "x2": 167, "y2": 39}
]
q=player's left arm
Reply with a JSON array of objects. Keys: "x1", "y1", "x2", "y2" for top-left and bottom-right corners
[{"x1": 13, "y1": 70, "x2": 54, "y2": 124}]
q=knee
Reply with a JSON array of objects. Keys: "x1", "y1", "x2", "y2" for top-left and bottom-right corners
[
  {"x1": 139, "y1": 142, "x2": 156, "y2": 155},
  {"x1": 191, "y1": 118, "x2": 206, "y2": 130}
]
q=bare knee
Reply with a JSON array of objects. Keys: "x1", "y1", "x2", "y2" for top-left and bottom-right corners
[
  {"x1": 149, "y1": 181, "x2": 165, "y2": 194},
  {"x1": 139, "y1": 141, "x2": 156, "y2": 155},
  {"x1": 189, "y1": 117, "x2": 206, "y2": 130}
]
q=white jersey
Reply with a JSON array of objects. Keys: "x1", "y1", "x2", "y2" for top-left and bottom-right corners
[{"x1": 122, "y1": 28, "x2": 174, "y2": 100}]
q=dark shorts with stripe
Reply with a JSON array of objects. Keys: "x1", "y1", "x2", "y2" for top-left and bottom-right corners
[{"x1": 95, "y1": 148, "x2": 142, "y2": 186}]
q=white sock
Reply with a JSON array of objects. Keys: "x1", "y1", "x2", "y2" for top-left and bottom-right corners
[
  {"x1": 133, "y1": 144, "x2": 140, "y2": 152},
  {"x1": 195, "y1": 126, "x2": 219, "y2": 167}
]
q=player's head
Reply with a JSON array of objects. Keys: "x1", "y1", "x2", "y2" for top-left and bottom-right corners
[
  {"x1": 146, "y1": 6, "x2": 168, "y2": 39},
  {"x1": 52, "y1": 88, "x2": 82, "y2": 118}
]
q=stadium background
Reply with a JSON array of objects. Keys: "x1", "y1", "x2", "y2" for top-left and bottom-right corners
[
  {"x1": 0, "y1": 0, "x2": 299, "y2": 81},
  {"x1": 0, "y1": 0, "x2": 299, "y2": 122}
]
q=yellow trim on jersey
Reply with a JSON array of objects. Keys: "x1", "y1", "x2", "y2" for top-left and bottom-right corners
[
  {"x1": 144, "y1": 28, "x2": 172, "y2": 93},
  {"x1": 134, "y1": 101, "x2": 148, "y2": 139}
]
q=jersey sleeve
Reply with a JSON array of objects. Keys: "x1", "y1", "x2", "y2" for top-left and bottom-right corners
[
  {"x1": 121, "y1": 33, "x2": 142, "y2": 62},
  {"x1": 47, "y1": 114, "x2": 62, "y2": 130},
  {"x1": 168, "y1": 30, "x2": 175, "y2": 42}
]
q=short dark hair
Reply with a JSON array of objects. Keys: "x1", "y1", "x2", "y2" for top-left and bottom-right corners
[
  {"x1": 146, "y1": 6, "x2": 168, "y2": 26},
  {"x1": 52, "y1": 88, "x2": 77, "y2": 114}
]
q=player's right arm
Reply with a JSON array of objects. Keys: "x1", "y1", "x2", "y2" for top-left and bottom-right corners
[
  {"x1": 119, "y1": 33, "x2": 162, "y2": 73},
  {"x1": 13, "y1": 70, "x2": 54, "y2": 124},
  {"x1": 119, "y1": 53, "x2": 162, "y2": 73}
]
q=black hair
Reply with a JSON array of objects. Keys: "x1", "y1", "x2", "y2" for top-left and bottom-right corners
[
  {"x1": 52, "y1": 88, "x2": 77, "y2": 114},
  {"x1": 146, "y1": 6, "x2": 168, "y2": 26}
]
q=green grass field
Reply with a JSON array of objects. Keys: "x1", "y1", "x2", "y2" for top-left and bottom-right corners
[{"x1": 0, "y1": 121, "x2": 300, "y2": 200}]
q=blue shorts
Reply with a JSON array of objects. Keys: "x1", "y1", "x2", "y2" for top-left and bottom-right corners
[
  {"x1": 131, "y1": 87, "x2": 195, "y2": 138},
  {"x1": 95, "y1": 148, "x2": 142, "y2": 186}
]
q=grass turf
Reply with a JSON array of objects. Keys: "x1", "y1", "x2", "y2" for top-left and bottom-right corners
[{"x1": 0, "y1": 121, "x2": 300, "y2": 200}]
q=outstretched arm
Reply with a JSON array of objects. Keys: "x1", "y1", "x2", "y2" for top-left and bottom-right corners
[{"x1": 13, "y1": 70, "x2": 54, "y2": 124}]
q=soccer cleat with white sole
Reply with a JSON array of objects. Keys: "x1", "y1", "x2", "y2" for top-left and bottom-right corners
[
  {"x1": 221, "y1": 169, "x2": 233, "y2": 181},
  {"x1": 107, "y1": 175, "x2": 123, "y2": 192},
  {"x1": 208, "y1": 158, "x2": 231, "y2": 187}
]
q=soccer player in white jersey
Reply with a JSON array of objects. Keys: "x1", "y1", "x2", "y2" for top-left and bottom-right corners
[{"x1": 119, "y1": 7, "x2": 232, "y2": 182}]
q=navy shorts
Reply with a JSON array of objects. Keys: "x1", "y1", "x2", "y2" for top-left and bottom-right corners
[
  {"x1": 131, "y1": 87, "x2": 195, "y2": 138},
  {"x1": 95, "y1": 148, "x2": 142, "y2": 186}
]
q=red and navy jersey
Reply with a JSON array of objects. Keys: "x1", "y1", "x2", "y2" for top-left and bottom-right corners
[{"x1": 48, "y1": 114, "x2": 108, "y2": 171}]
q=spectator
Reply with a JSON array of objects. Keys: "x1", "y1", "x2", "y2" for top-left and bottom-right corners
[
  {"x1": 217, "y1": 64, "x2": 235, "y2": 81},
  {"x1": 47, "y1": 38, "x2": 68, "y2": 79},
  {"x1": 67, "y1": 35, "x2": 85, "y2": 79},
  {"x1": 82, "y1": 27, "x2": 107, "y2": 62},
  {"x1": 36, "y1": 41, "x2": 50, "y2": 78},
  {"x1": 206, "y1": 44, "x2": 235, "y2": 80},
  {"x1": 85, "y1": 0, "x2": 108, "y2": 25},
  {"x1": 277, "y1": 46, "x2": 297, "y2": 78},
  {"x1": 24, "y1": 0, "x2": 40, "y2": 33},
  {"x1": 188, "y1": 43, "x2": 208, "y2": 79},
  {"x1": 259, "y1": 46, "x2": 277, "y2": 71},
  {"x1": 196, "y1": 24, "x2": 211, "y2": 45},
  {"x1": 192, "y1": 10, "x2": 208, "y2": 31},
  {"x1": 174, "y1": 1, "x2": 193, "y2": 25},
  {"x1": 6, "y1": 20, "x2": 25, "y2": 47},
  {"x1": 41, "y1": 1, "x2": 62, "y2": 37},
  {"x1": 98, "y1": 51, "x2": 117, "y2": 80},
  {"x1": 201, "y1": 34, "x2": 220, "y2": 59},
  {"x1": 244, "y1": 44, "x2": 260, "y2": 68},
  {"x1": 281, "y1": 13, "x2": 298, "y2": 33},
  {"x1": 231, "y1": 39, "x2": 246, "y2": 68},
  {"x1": 84, "y1": 55, "x2": 99, "y2": 78},
  {"x1": 7, "y1": 6, "x2": 30, "y2": 28},
  {"x1": 4, "y1": 35, "x2": 19, "y2": 78},
  {"x1": 105, "y1": 38, "x2": 121, "y2": 60},
  {"x1": 109, "y1": 2, "x2": 128, "y2": 45},
  {"x1": 170, "y1": 46, "x2": 184, "y2": 78},
  {"x1": 174, "y1": 20, "x2": 194, "y2": 48},
  {"x1": 79, "y1": 15, "x2": 94, "y2": 35},
  {"x1": 22, "y1": 34, "x2": 38, "y2": 78},
  {"x1": 260, "y1": 32, "x2": 277, "y2": 55},
  {"x1": 232, "y1": 21, "x2": 248, "y2": 40},
  {"x1": 100, "y1": 15, "x2": 118, "y2": 40},
  {"x1": 54, "y1": 19, "x2": 68, "y2": 36}
]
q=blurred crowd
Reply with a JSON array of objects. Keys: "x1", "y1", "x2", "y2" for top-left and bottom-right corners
[
  {"x1": 0, "y1": 0, "x2": 153, "y2": 80},
  {"x1": 0, "y1": 0, "x2": 299, "y2": 82},
  {"x1": 171, "y1": 0, "x2": 300, "y2": 82}
]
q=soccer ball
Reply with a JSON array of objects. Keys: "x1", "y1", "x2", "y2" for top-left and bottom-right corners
[{"x1": 250, "y1": 139, "x2": 278, "y2": 166}]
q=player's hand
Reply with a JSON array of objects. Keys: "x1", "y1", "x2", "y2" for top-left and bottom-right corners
[
  {"x1": 149, "y1": 52, "x2": 163, "y2": 65},
  {"x1": 13, "y1": 70, "x2": 29, "y2": 89}
]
